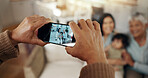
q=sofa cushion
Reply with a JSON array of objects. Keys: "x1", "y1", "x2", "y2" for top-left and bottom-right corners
[
  {"x1": 42, "y1": 44, "x2": 85, "y2": 78},
  {"x1": 24, "y1": 45, "x2": 45, "y2": 78},
  {"x1": 40, "y1": 60, "x2": 84, "y2": 78},
  {"x1": 44, "y1": 44, "x2": 82, "y2": 62}
]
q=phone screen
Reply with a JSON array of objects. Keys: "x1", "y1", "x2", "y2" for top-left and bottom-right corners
[{"x1": 38, "y1": 23, "x2": 74, "y2": 45}]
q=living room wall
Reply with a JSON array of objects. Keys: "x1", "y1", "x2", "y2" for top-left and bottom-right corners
[{"x1": 0, "y1": 0, "x2": 14, "y2": 32}]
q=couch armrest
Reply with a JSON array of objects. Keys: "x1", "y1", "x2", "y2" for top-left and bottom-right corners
[{"x1": 24, "y1": 45, "x2": 46, "y2": 78}]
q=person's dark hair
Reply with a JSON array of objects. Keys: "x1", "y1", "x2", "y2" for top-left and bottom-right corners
[
  {"x1": 57, "y1": 28, "x2": 61, "y2": 32},
  {"x1": 65, "y1": 27, "x2": 69, "y2": 33},
  {"x1": 112, "y1": 33, "x2": 129, "y2": 48},
  {"x1": 98, "y1": 13, "x2": 115, "y2": 36},
  {"x1": 60, "y1": 32, "x2": 63, "y2": 34}
]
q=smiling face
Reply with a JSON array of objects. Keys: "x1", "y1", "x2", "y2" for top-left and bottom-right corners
[
  {"x1": 112, "y1": 39, "x2": 123, "y2": 49},
  {"x1": 129, "y1": 20, "x2": 146, "y2": 38},
  {"x1": 102, "y1": 16, "x2": 115, "y2": 35}
]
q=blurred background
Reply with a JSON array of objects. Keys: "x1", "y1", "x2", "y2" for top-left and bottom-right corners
[
  {"x1": 0, "y1": 0, "x2": 148, "y2": 33},
  {"x1": 0, "y1": 0, "x2": 148, "y2": 78}
]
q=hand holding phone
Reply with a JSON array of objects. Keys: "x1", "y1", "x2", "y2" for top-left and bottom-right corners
[{"x1": 66, "y1": 19, "x2": 107, "y2": 64}]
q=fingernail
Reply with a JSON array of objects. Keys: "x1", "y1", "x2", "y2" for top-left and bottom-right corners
[{"x1": 69, "y1": 22, "x2": 74, "y2": 26}]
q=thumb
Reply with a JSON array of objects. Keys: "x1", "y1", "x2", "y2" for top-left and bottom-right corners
[
  {"x1": 65, "y1": 47, "x2": 74, "y2": 55},
  {"x1": 36, "y1": 39, "x2": 47, "y2": 46}
]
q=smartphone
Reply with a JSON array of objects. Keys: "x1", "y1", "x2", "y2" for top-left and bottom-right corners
[{"x1": 38, "y1": 23, "x2": 75, "y2": 46}]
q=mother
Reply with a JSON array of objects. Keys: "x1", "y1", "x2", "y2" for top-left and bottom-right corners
[
  {"x1": 124, "y1": 13, "x2": 148, "y2": 78},
  {"x1": 98, "y1": 13, "x2": 115, "y2": 47}
]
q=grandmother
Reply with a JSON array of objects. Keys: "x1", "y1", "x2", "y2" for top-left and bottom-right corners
[{"x1": 124, "y1": 13, "x2": 148, "y2": 78}]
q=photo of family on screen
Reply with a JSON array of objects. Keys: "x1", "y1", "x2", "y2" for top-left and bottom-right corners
[{"x1": 49, "y1": 23, "x2": 73, "y2": 44}]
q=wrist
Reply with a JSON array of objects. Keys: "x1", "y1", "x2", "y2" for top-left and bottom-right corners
[
  {"x1": 86, "y1": 52, "x2": 108, "y2": 65},
  {"x1": 9, "y1": 31, "x2": 18, "y2": 46}
]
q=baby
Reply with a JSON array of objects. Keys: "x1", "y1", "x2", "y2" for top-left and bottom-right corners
[{"x1": 105, "y1": 33, "x2": 129, "y2": 78}]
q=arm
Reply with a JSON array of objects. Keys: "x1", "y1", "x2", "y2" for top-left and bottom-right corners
[
  {"x1": 66, "y1": 19, "x2": 115, "y2": 78},
  {"x1": 0, "y1": 30, "x2": 19, "y2": 64},
  {"x1": 123, "y1": 51, "x2": 148, "y2": 74},
  {"x1": 133, "y1": 62, "x2": 148, "y2": 74},
  {"x1": 80, "y1": 63, "x2": 114, "y2": 78}
]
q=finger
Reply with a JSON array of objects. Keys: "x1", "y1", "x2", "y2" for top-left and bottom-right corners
[
  {"x1": 30, "y1": 15, "x2": 40, "y2": 18},
  {"x1": 36, "y1": 39, "x2": 47, "y2": 46},
  {"x1": 122, "y1": 51, "x2": 126, "y2": 55},
  {"x1": 65, "y1": 47, "x2": 74, "y2": 55},
  {"x1": 86, "y1": 19, "x2": 94, "y2": 30},
  {"x1": 34, "y1": 18, "x2": 52, "y2": 34},
  {"x1": 93, "y1": 21, "x2": 104, "y2": 47},
  {"x1": 34, "y1": 16, "x2": 46, "y2": 22},
  {"x1": 46, "y1": 18, "x2": 53, "y2": 22},
  {"x1": 69, "y1": 22, "x2": 81, "y2": 37},
  {"x1": 93, "y1": 21, "x2": 102, "y2": 37},
  {"x1": 33, "y1": 19, "x2": 47, "y2": 30},
  {"x1": 28, "y1": 16, "x2": 46, "y2": 24},
  {"x1": 28, "y1": 15, "x2": 43, "y2": 20},
  {"x1": 44, "y1": 18, "x2": 52, "y2": 25},
  {"x1": 35, "y1": 17, "x2": 51, "y2": 24},
  {"x1": 93, "y1": 21, "x2": 100, "y2": 31},
  {"x1": 29, "y1": 15, "x2": 40, "y2": 20},
  {"x1": 28, "y1": 16, "x2": 36, "y2": 21},
  {"x1": 78, "y1": 19, "x2": 89, "y2": 30}
]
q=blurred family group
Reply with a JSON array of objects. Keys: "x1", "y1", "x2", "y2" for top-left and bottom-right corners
[{"x1": 98, "y1": 13, "x2": 148, "y2": 78}]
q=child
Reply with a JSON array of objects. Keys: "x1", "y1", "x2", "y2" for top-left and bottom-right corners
[{"x1": 105, "y1": 33, "x2": 129, "y2": 78}]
